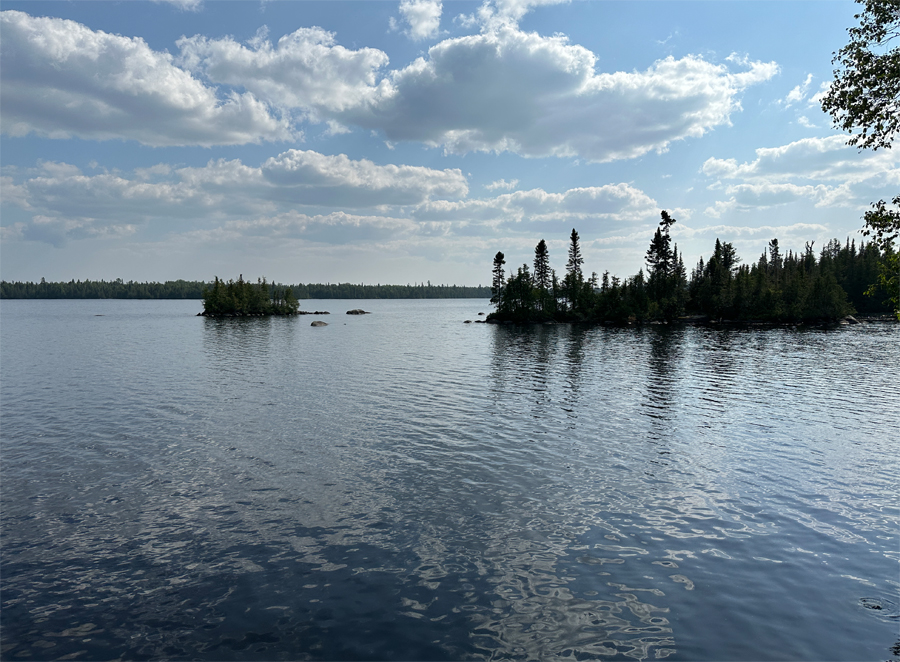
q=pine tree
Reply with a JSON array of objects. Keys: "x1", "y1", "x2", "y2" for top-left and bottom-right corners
[
  {"x1": 491, "y1": 251, "x2": 506, "y2": 306},
  {"x1": 533, "y1": 239, "x2": 551, "y2": 291},
  {"x1": 566, "y1": 229, "x2": 584, "y2": 281}
]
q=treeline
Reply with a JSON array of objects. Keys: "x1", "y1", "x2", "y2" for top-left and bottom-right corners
[
  {"x1": 0, "y1": 279, "x2": 491, "y2": 300},
  {"x1": 202, "y1": 276, "x2": 299, "y2": 316},
  {"x1": 489, "y1": 211, "x2": 897, "y2": 325},
  {"x1": 300, "y1": 282, "x2": 490, "y2": 299},
  {"x1": 0, "y1": 278, "x2": 205, "y2": 299}
]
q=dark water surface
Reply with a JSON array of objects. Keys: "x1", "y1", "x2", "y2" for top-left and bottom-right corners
[{"x1": 1, "y1": 299, "x2": 897, "y2": 661}]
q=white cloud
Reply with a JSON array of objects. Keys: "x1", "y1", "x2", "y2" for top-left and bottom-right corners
[
  {"x1": 477, "y1": 0, "x2": 571, "y2": 30},
  {"x1": 413, "y1": 183, "x2": 658, "y2": 228},
  {"x1": 2, "y1": 9, "x2": 779, "y2": 161},
  {"x1": 797, "y1": 116, "x2": 817, "y2": 129},
  {"x1": 2, "y1": 151, "x2": 469, "y2": 245},
  {"x1": 702, "y1": 135, "x2": 898, "y2": 184},
  {"x1": 169, "y1": 17, "x2": 777, "y2": 162},
  {"x1": 0, "y1": 11, "x2": 294, "y2": 146},
  {"x1": 259, "y1": 149, "x2": 469, "y2": 206},
  {"x1": 398, "y1": 0, "x2": 442, "y2": 41},
  {"x1": 808, "y1": 81, "x2": 830, "y2": 106},
  {"x1": 338, "y1": 27, "x2": 778, "y2": 161},
  {"x1": 2, "y1": 154, "x2": 662, "y2": 248},
  {"x1": 177, "y1": 26, "x2": 390, "y2": 119},
  {"x1": 485, "y1": 178, "x2": 519, "y2": 191},
  {"x1": 701, "y1": 136, "x2": 899, "y2": 216},
  {"x1": 151, "y1": 0, "x2": 203, "y2": 11},
  {"x1": 224, "y1": 210, "x2": 417, "y2": 244},
  {"x1": 783, "y1": 73, "x2": 813, "y2": 106}
]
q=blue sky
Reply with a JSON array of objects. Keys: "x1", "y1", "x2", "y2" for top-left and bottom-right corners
[{"x1": 2, "y1": 0, "x2": 896, "y2": 286}]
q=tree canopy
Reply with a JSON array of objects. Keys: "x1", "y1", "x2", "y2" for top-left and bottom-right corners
[
  {"x1": 821, "y1": 0, "x2": 900, "y2": 151},
  {"x1": 488, "y1": 212, "x2": 894, "y2": 325},
  {"x1": 822, "y1": 0, "x2": 899, "y2": 317}
]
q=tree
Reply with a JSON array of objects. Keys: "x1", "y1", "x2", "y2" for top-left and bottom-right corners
[
  {"x1": 823, "y1": 0, "x2": 899, "y2": 317},
  {"x1": 533, "y1": 239, "x2": 551, "y2": 291},
  {"x1": 564, "y1": 229, "x2": 585, "y2": 315},
  {"x1": 863, "y1": 195, "x2": 900, "y2": 316},
  {"x1": 821, "y1": 0, "x2": 899, "y2": 151},
  {"x1": 566, "y1": 229, "x2": 584, "y2": 281},
  {"x1": 491, "y1": 251, "x2": 506, "y2": 306}
]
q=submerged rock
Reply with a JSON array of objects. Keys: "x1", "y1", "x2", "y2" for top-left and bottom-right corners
[
  {"x1": 311, "y1": 320, "x2": 328, "y2": 327},
  {"x1": 346, "y1": 309, "x2": 370, "y2": 315}
]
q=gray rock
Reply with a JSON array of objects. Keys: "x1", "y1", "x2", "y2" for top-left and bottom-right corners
[
  {"x1": 311, "y1": 320, "x2": 328, "y2": 327},
  {"x1": 346, "y1": 309, "x2": 370, "y2": 315}
]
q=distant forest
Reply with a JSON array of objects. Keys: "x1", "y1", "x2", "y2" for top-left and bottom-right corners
[
  {"x1": 490, "y1": 212, "x2": 897, "y2": 324},
  {"x1": 0, "y1": 279, "x2": 492, "y2": 300}
]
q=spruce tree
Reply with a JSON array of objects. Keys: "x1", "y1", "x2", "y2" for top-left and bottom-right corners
[
  {"x1": 533, "y1": 239, "x2": 551, "y2": 291},
  {"x1": 491, "y1": 251, "x2": 506, "y2": 306}
]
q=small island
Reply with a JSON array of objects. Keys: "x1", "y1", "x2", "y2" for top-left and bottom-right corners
[{"x1": 199, "y1": 276, "x2": 300, "y2": 316}]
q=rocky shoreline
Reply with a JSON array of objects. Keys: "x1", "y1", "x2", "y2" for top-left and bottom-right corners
[{"x1": 197, "y1": 309, "x2": 331, "y2": 317}]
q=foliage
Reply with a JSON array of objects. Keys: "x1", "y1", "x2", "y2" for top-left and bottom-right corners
[
  {"x1": 862, "y1": 195, "x2": 900, "y2": 317},
  {"x1": 821, "y1": 0, "x2": 900, "y2": 151},
  {"x1": 822, "y1": 0, "x2": 899, "y2": 318},
  {"x1": 201, "y1": 276, "x2": 299, "y2": 316},
  {"x1": 487, "y1": 212, "x2": 895, "y2": 325}
]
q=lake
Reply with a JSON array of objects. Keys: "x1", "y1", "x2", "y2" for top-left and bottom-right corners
[{"x1": 1, "y1": 299, "x2": 897, "y2": 661}]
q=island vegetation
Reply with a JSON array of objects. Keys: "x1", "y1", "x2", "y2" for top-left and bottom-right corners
[
  {"x1": 487, "y1": 213, "x2": 897, "y2": 325},
  {"x1": 200, "y1": 276, "x2": 300, "y2": 316},
  {"x1": 0, "y1": 279, "x2": 491, "y2": 300}
]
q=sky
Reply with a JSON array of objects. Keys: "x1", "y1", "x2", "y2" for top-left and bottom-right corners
[{"x1": 1, "y1": 0, "x2": 897, "y2": 286}]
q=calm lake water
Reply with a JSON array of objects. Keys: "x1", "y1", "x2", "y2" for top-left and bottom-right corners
[{"x1": 1, "y1": 299, "x2": 897, "y2": 661}]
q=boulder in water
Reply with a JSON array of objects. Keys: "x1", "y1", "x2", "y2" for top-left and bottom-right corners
[{"x1": 311, "y1": 320, "x2": 328, "y2": 327}]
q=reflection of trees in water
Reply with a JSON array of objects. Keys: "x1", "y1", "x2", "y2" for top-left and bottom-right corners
[
  {"x1": 202, "y1": 316, "x2": 275, "y2": 366},
  {"x1": 478, "y1": 325, "x2": 674, "y2": 659},
  {"x1": 489, "y1": 324, "x2": 595, "y2": 419},
  {"x1": 691, "y1": 327, "x2": 744, "y2": 435},
  {"x1": 642, "y1": 327, "x2": 685, "y2": 441}
]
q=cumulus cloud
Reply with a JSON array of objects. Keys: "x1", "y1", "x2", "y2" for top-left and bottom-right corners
[
  {"x1": 1, "y1": 151, "x2": 468, "y2": 245},
  {"x1": 2, "y1": 153, "x2": 662, "y2": 247},
  {"x1": 169, "y1": 15, "x2": 776, "y2": 161},
  {"x1": 224, "y1": 210, "x2": 417, "y2": 244},
  {"x1": 259, "y1": 149, "x2": 469, "y2": 206},
  {"x1": 701, "y1": 136, "x2": 899, "y2": 215},
  {"x1": 2, "y1": 9, "x2": 778, "y2": 159},
  {"x1": 337, "y1": 27, "x2": 778, "y2": 161},
  {"x1": 0, "y1": 11, "x2": 294, "y2": 147},
  {"x1": 397, "y1": 0, "x2": 442, "y2": 41},
  {"x1": 177, "y1": 26, "x2": 390, "y2": 119},
  {"x1": 702, "y1": 136, "x2": 897, "y2": 184},
  {"x1": 477, "y1": 0, "x2": 570, "y2": 30},
  {"x1": 486, "y1": 178, "x2": 519, "y2": 191},
  {"x1": 413, "y1": 183, "x2": 658, "y2": 229}
]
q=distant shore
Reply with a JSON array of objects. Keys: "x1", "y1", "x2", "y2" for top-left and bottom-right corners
[{"x1": 0, "y1": 280, "x2": 491, "y2": 300}]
